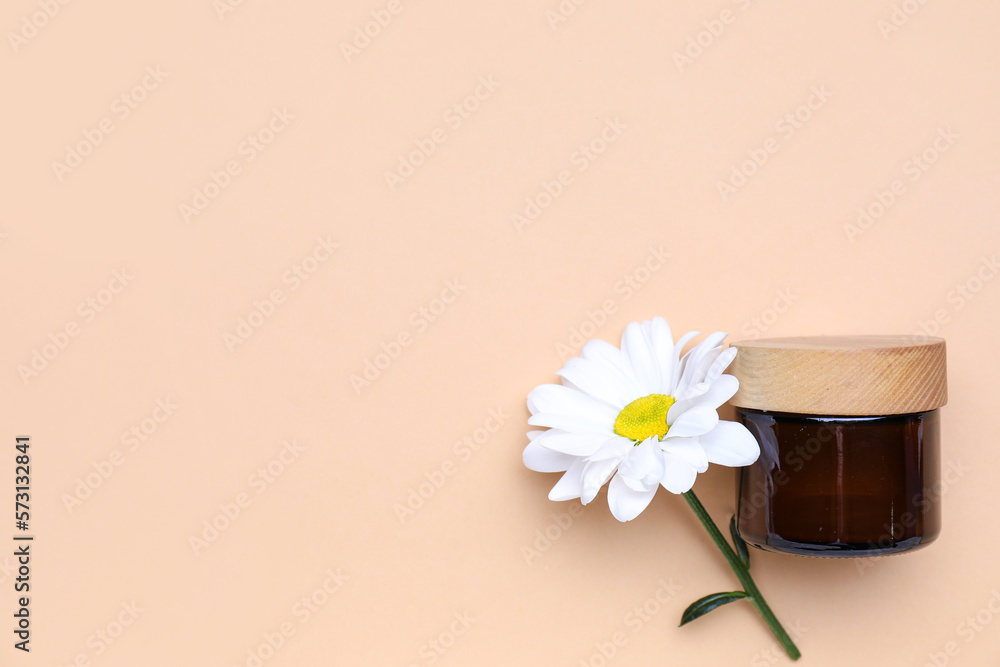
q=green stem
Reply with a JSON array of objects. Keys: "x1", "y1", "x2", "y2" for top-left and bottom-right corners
[{"x1": 682, "y1": 490, "x2": 801, "y2": 661}]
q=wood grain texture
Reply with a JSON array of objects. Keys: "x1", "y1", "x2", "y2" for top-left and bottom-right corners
[{"x1": 729, "y1": 336, "x2": 948, "y2": 415}]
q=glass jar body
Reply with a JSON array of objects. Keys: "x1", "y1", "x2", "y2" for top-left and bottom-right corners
[{"x1": 735, "y1": 408, "x2": 941, "y2": 557}]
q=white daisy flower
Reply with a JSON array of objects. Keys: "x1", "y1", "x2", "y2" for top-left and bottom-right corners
[{"x1": 523, "y1": 317, "x2": 760, "y2": 522}]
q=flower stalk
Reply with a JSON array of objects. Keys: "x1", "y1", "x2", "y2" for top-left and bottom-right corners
[{"x1": 682, "y1": 490, "x2": 801, "y2": 661}]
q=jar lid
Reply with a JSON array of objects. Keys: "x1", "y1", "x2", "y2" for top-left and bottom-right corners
[{"x1": 728, "y1": 335, "x2": 947, "y2": 416}]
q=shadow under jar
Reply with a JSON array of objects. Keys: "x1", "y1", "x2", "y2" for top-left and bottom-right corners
[{"x1": 729, "y1": 336, "x2": 947, "y2": 558}]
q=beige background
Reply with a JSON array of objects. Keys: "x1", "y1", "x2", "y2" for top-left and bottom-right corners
[{"x1": 2, "y1": 0, "x2": 999, "y2": 665}]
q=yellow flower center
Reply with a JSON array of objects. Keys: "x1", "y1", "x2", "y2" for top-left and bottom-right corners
[{"x1": 613, "y1": 394, "x2": 675, "y2": 442}]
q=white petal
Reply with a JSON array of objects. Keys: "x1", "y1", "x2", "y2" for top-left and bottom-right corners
[
  {"x1": 620, "y1": 321, "x2": 659, "y2": 396},
  {"x1": 617, "y1": 437, "x2": 666, "y2": 491},
  {"x1": 526, "y1": 384, "x2": 618, "y2": 434},
  {"x1": 698, "y1": 421, "x2": 761, "y2": 467},
  {"x1": 531, "y1": 429, "x2": 608, "y2": 456},
  {"x1": 578, "y1": 437, "x2": 633, "y2": 504},
  {"x1": 665, "y1": 396, "x2": 691, "y2": 422},
  {"x1": 581, "y1": 458, "x2": 619, "y2": 504},
  {"x1": 687, "y1": 374, "x2": 739, "y2": 411},
  {"x1": 675, "y1": 332, "x2": 727, "y2": 396},
  {"x1": 648, "y1": 317, "x2": 677, "y2": 394},
  {"x1": 665, "y1": 404, "x2": 719, "y2": 438},
  {"x1": 528, "y1": 383, "x2": 619, "y2": 419},
  {"x1": 523, "y1": 439, "x2": 578, "y2": 473},
  {"x1": 580, "y1": 339, "x2": 637, "y2": 386},
  {"x1": 588, "y1": 435, "x2": 636, "y2": 461},
  {"x1": 669, "y1": 330, "x2": 700, "y2": 389},
  {"x1": 705, "y1": 346, "x2": 737, "y2": 382},
  {"x1": 659, "y1": 435, "x2": 709, "y2": 473},
  {"x1": 690, "y1": 331, "x2": 728, "y2": 364},
  {"x1": 528, "y1": 413, "x2": 614, "y2": 434},
  {"x1": 659, "y1": 452, "x2": 699, "y2": 494},
  {"x1": 548, "y1": 459, "x2": 586, "y2": 501},
  {"x1": 556, "y1": 357, "x2": 632, "y2": 408},
  {"x1": 608, "y1": 473, "x2": 658, "y2": 521},
  {"x1": 673, "y1": 345, "x2": 734, "y2": 402}
]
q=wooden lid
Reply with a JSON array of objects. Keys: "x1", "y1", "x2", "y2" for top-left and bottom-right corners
[{"x1": 729, "y1": 336, "x2": 947, "y2": 416}]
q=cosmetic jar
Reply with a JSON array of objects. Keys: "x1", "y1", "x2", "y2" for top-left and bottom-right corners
[{"x1": 730, "y1": 336, "x2": 947, "y2": 557}]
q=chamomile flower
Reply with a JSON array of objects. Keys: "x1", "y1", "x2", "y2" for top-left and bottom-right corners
[{"x1": 523, "y1": 318, "x2": 759, "y2": 521}]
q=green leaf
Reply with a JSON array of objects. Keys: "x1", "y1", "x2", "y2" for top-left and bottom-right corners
[
  {"x1": 679, "y1": 591, "x2": 750, "y2": 626},
  {"x1": 730, "y1": 515, "x2": 750, "y2": 570}
]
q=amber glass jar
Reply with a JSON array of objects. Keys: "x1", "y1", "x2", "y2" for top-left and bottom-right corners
[{"x1": 730, "y1": 336, "x2": 947, "y2": 558}]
